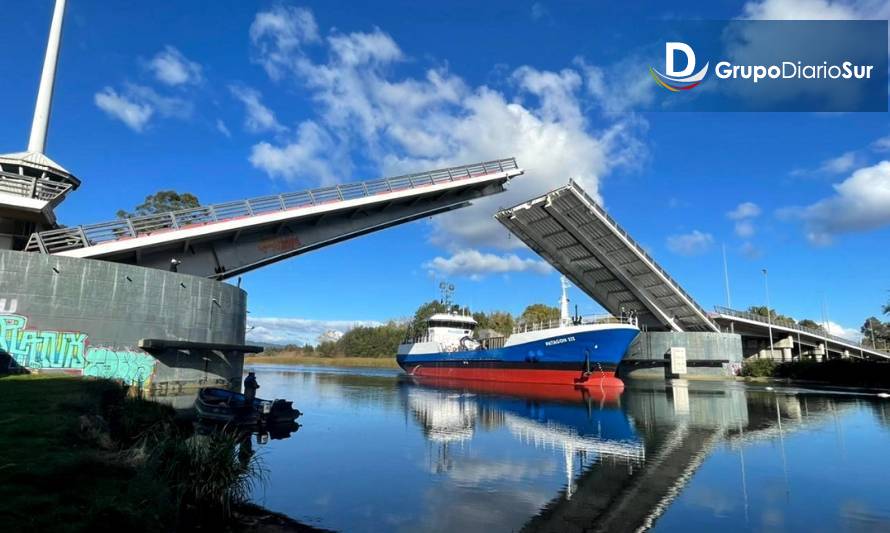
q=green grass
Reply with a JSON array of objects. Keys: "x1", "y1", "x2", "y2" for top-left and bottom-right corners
[
  {"x1": 0, "y1": 375, "x2": 173, "y2": 531},
  {"x1": 0, "y1": 374, "x2": 278, "y2": 532},
  {"x1": 247, "y1": 353, "x2": 400, "y2": 369}
]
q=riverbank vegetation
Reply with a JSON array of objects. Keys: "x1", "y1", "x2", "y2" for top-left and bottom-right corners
[
  {"x1": 741, "y1": 358, "x2": 890, "y2": 388},
  {"x1": 0, "y1": 375, "x2": 306, "y2": 531},
  {"x1": 247, "y1": 353, "x2": 400, "y2": 368},
  {"x1": 253, "y1": 300, "x2": 560, "y2": 362}
]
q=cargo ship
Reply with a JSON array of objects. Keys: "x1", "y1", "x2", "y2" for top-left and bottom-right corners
[{"x1": 396, "y1": 278, "x2": 639, "y2": 386}]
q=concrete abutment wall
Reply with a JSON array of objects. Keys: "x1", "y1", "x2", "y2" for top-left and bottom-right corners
[
  {"x1": 620, "y1": 331, "x2": 743, "y2": 379},
  {"x1": 0, "y1": 250, "x2": 249, "y2": 395}
]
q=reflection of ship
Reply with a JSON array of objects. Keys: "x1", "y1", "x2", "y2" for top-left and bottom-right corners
[
  {"x1": 397, "y1": 278, "x2": 639, "y2": 386},
  {"x1": 402, "y1": 376, "x2": 645, "y2": 494}
]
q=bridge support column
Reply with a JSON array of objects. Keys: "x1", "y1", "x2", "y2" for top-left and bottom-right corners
[
  {"x1": 814, "y1": 343, "x2": 825, "y2": 362},
  {"x1": 776, "y1": 335, "x2": 794, "y2": 362}
]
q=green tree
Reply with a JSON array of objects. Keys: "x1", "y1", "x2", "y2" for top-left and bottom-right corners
[
  {"x1": 798, "y1": 319, "x2": 826, "y2": 333},
  {"x1": 317, "y1": 341, "x2": 339, "y2": 357},
  {"x1": 862, "y1": 317, "x2": 890, "y2": 348},
  {"x1": 412, "y1": 300, "x2": 448, "y2": 332},
  {"x1": 337, "y1": 322, "x2": 405, "y2": 357},
  {"x1": 519, "y1": 304, "x2": 560, "y2": 326},
  {"x1": 472, "y1": 310, "x2": 513, "y2": 335},
  {"x1": 746, "y1": 306, "x2": 794, "y2": 324},
  {"x1": 486, "y1": 311, "x2": 515, "y2": 335},
  {"x1": 117, "y1": 190, "x2": 201, "y2": 218}
]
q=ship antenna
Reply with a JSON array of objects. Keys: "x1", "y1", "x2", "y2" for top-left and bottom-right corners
[
  {"x1": 560, "y1": 276, "x2": 571, "y2": 327},
  {"x1": 439, "y1": 281, "x2": 455, "y2": 311}
]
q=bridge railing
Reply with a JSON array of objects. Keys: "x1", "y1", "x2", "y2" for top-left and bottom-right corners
[
  {"x1": 24, "y1": 158, "x2": 518, "y2": 254},
  {"x1": 513, "y1": 314, "x2": 634, "y2": 334},
  {"x1": 0, "y1": 171, "x2": 72, "y2": 203},
  {"x1": 565, "y1": 181, "x2": 716, "y2": 331},
  {"x1": 713, "y1": 306, "x2": 889, "y2": 354}
]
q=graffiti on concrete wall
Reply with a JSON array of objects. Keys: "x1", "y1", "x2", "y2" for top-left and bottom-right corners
[
  {"x1": 0, "y1": 298, "x2": 18, "y2": 313},
  {"x1": 0, "y1": 314, "x2": 155, "y2": 386}
]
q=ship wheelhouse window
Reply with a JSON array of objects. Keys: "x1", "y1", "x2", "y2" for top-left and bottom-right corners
[{"x1": 428, "y1": 320, "x2": 476, "y2": 330}]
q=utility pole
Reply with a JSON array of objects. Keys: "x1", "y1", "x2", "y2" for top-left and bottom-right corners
[
  {"x1": 722, "y1": 244, "x2": 732, "y2": 308},
  {"x1": 29, "y1": 0, "x2": 67, "y2": 154},
  {"x1": 821, "y1": 295, "x2": 831, "y2": 360},
  {"x1": 723, "y1": 244, "x2": 734, "y2": 333},
  {"x1": 762, "y1": 268, "x2": 774, "y2": 359}
]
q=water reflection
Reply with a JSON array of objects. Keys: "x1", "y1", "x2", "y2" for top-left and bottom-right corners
[{"x1": 245, "y1": 365, "x2": 890, "y2": 532}]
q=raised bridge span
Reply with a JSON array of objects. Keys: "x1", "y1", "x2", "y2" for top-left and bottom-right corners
[
  {"x1": 25, "y1": 159, "x2": 522, "y2": 279},
  {"x1": 497, "y1": 180, "x2": 888, "y2": 361}
]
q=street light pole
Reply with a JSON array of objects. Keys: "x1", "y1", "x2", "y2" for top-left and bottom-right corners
[{"x1": 762, "y1": 268, "x2": 775, "y2": 360}]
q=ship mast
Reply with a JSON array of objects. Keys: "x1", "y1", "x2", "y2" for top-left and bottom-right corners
[{"x1": 559, "y1": 276, "x2": 570, "y2": 326}]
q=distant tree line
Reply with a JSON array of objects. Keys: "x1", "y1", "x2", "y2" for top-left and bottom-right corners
[
  {"x1": 263, "y1": 300, "x2": 562, "y2": 358},
  {"x1": 746, "y1": 306, "x2": 828, "y2": 333}
]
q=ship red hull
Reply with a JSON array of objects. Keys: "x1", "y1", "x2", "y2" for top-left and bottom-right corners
[{"x1": 402, "y1": 364, "x2": 624, "y2": 388}]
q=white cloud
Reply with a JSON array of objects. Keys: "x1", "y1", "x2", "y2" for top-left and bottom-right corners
[
  {"x1": 727, "y1": 201, "x2": 761, "y2": 237},
  {"x1": 125, "y1": 84, "x2": 193, "y2": 118},
  {"x1": 229, "y1": 85, "x2": 286, "y2": 133},
  {"x1": 246, "y1": 316, "x2": 382, "y2": 346},
  {"x1": 824, "y1": 320, "x2": 863, "y2": 342},
  {"x1": 249, "y1": 121, "x2": 343, "y2": 185},
  {"x1": 871, "y1": 135, "x2": 890, "y2": 153},
  {"x1": 148, "y1": 46, "x2": 203, "y2": 86},
  {"x1": 93, "y1": 83, "x2": 193, "y2": 132},
  {"x1": 727, "y1": 202, "x2": 761, "y2": 220},
  {"x1": 740, "y1": 241, "x2": 763, "y2": 259},
  {"x1": 246, "y1": 6, "x2": 646, "y2": 250},
  {"x1": 94, "y1": 87, "x2": 153, "y2": 132},
  {"x1": 216, "y1": 118, "x2": 231, "y2": 138},
  {"x1": 820, "y1": 151, "x2": 860, "y2": 174},
  {"x1": 576, "y1": 57, "x2": 656, "y2": 115},
  {"x1": 779, "y1": 160, "x2": 890, "y2": 244},
  {"x1": 742, "y1": 0, "x2": 889, "y2": 21},
  {"x1": 734, "y1": 220, "x2": 756, "y2": 238},
  {"x1": 530, "y1": 2, "x2": 550, "y2": 21},
  {"x1": 666, "y1": 230, "x2": 714, "y2": 256},
  {"x1": 423, "y1": 249, "x2": 552, "y2": 280},
  {"x1": 250, "y1": 5, "x2": 320, "y2": 80}
]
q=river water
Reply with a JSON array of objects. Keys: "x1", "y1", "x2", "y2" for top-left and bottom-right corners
[{"x1": 244, "y1": 364, "x2": 890, "y2": 532}]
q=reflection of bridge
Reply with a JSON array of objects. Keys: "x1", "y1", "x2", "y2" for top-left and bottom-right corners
[{"x1": 521, "y1": 381, "x2": 856, "y2": 532}]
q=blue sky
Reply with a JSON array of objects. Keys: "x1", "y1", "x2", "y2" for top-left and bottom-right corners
[{"x1": 2, "y1": 0, "x2": 888, "y2": 344}]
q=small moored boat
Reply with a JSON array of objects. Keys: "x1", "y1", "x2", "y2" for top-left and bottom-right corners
[{"x1": 195, "y1": 387, "x2": 302, "y2": 425}]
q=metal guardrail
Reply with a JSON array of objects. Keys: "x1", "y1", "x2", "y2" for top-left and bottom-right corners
[
  {"x1": 565, "y1": 181, "x2": 716, "y2": 331},
  {"x1": 0, "y1": 171, "x2": 72, "y2": 203},
  {"x1": 714, "y1": 305, "x2": 890, "y2": 354},
  {"x1": 513, "y1": 314, "x2": 635, "y2": 334},
  {"x1": 25, "y1": 158, "x2": 518, "y2": 254}
]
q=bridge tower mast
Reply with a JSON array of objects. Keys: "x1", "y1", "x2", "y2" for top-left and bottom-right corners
[{"x1": 0, "y1": 0, "x2": 80, "y2": 250}]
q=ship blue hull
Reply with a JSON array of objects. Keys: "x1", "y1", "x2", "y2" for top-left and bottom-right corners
[{"x1": 397, "y1": 326, "x2": 638, "y2": 385}]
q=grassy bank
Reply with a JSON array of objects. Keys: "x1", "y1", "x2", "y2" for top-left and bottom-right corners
[
  {"x1": 0, "y1": 375, "x2": 321, "y2": 532},
  {"x1": 247, "y1": 352, "x2": 399, "y2": 369},
  {"x1": 741, "y1": 359, "x2": 890, "y2": 389}
]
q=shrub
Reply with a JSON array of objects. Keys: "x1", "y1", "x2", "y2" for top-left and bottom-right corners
[
  {"x1": 741, "y1": 357, "x2": 777, "y2": 377},
  {"x1": 143, "y1": 429, "x2": 266, "y2": 527}
]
